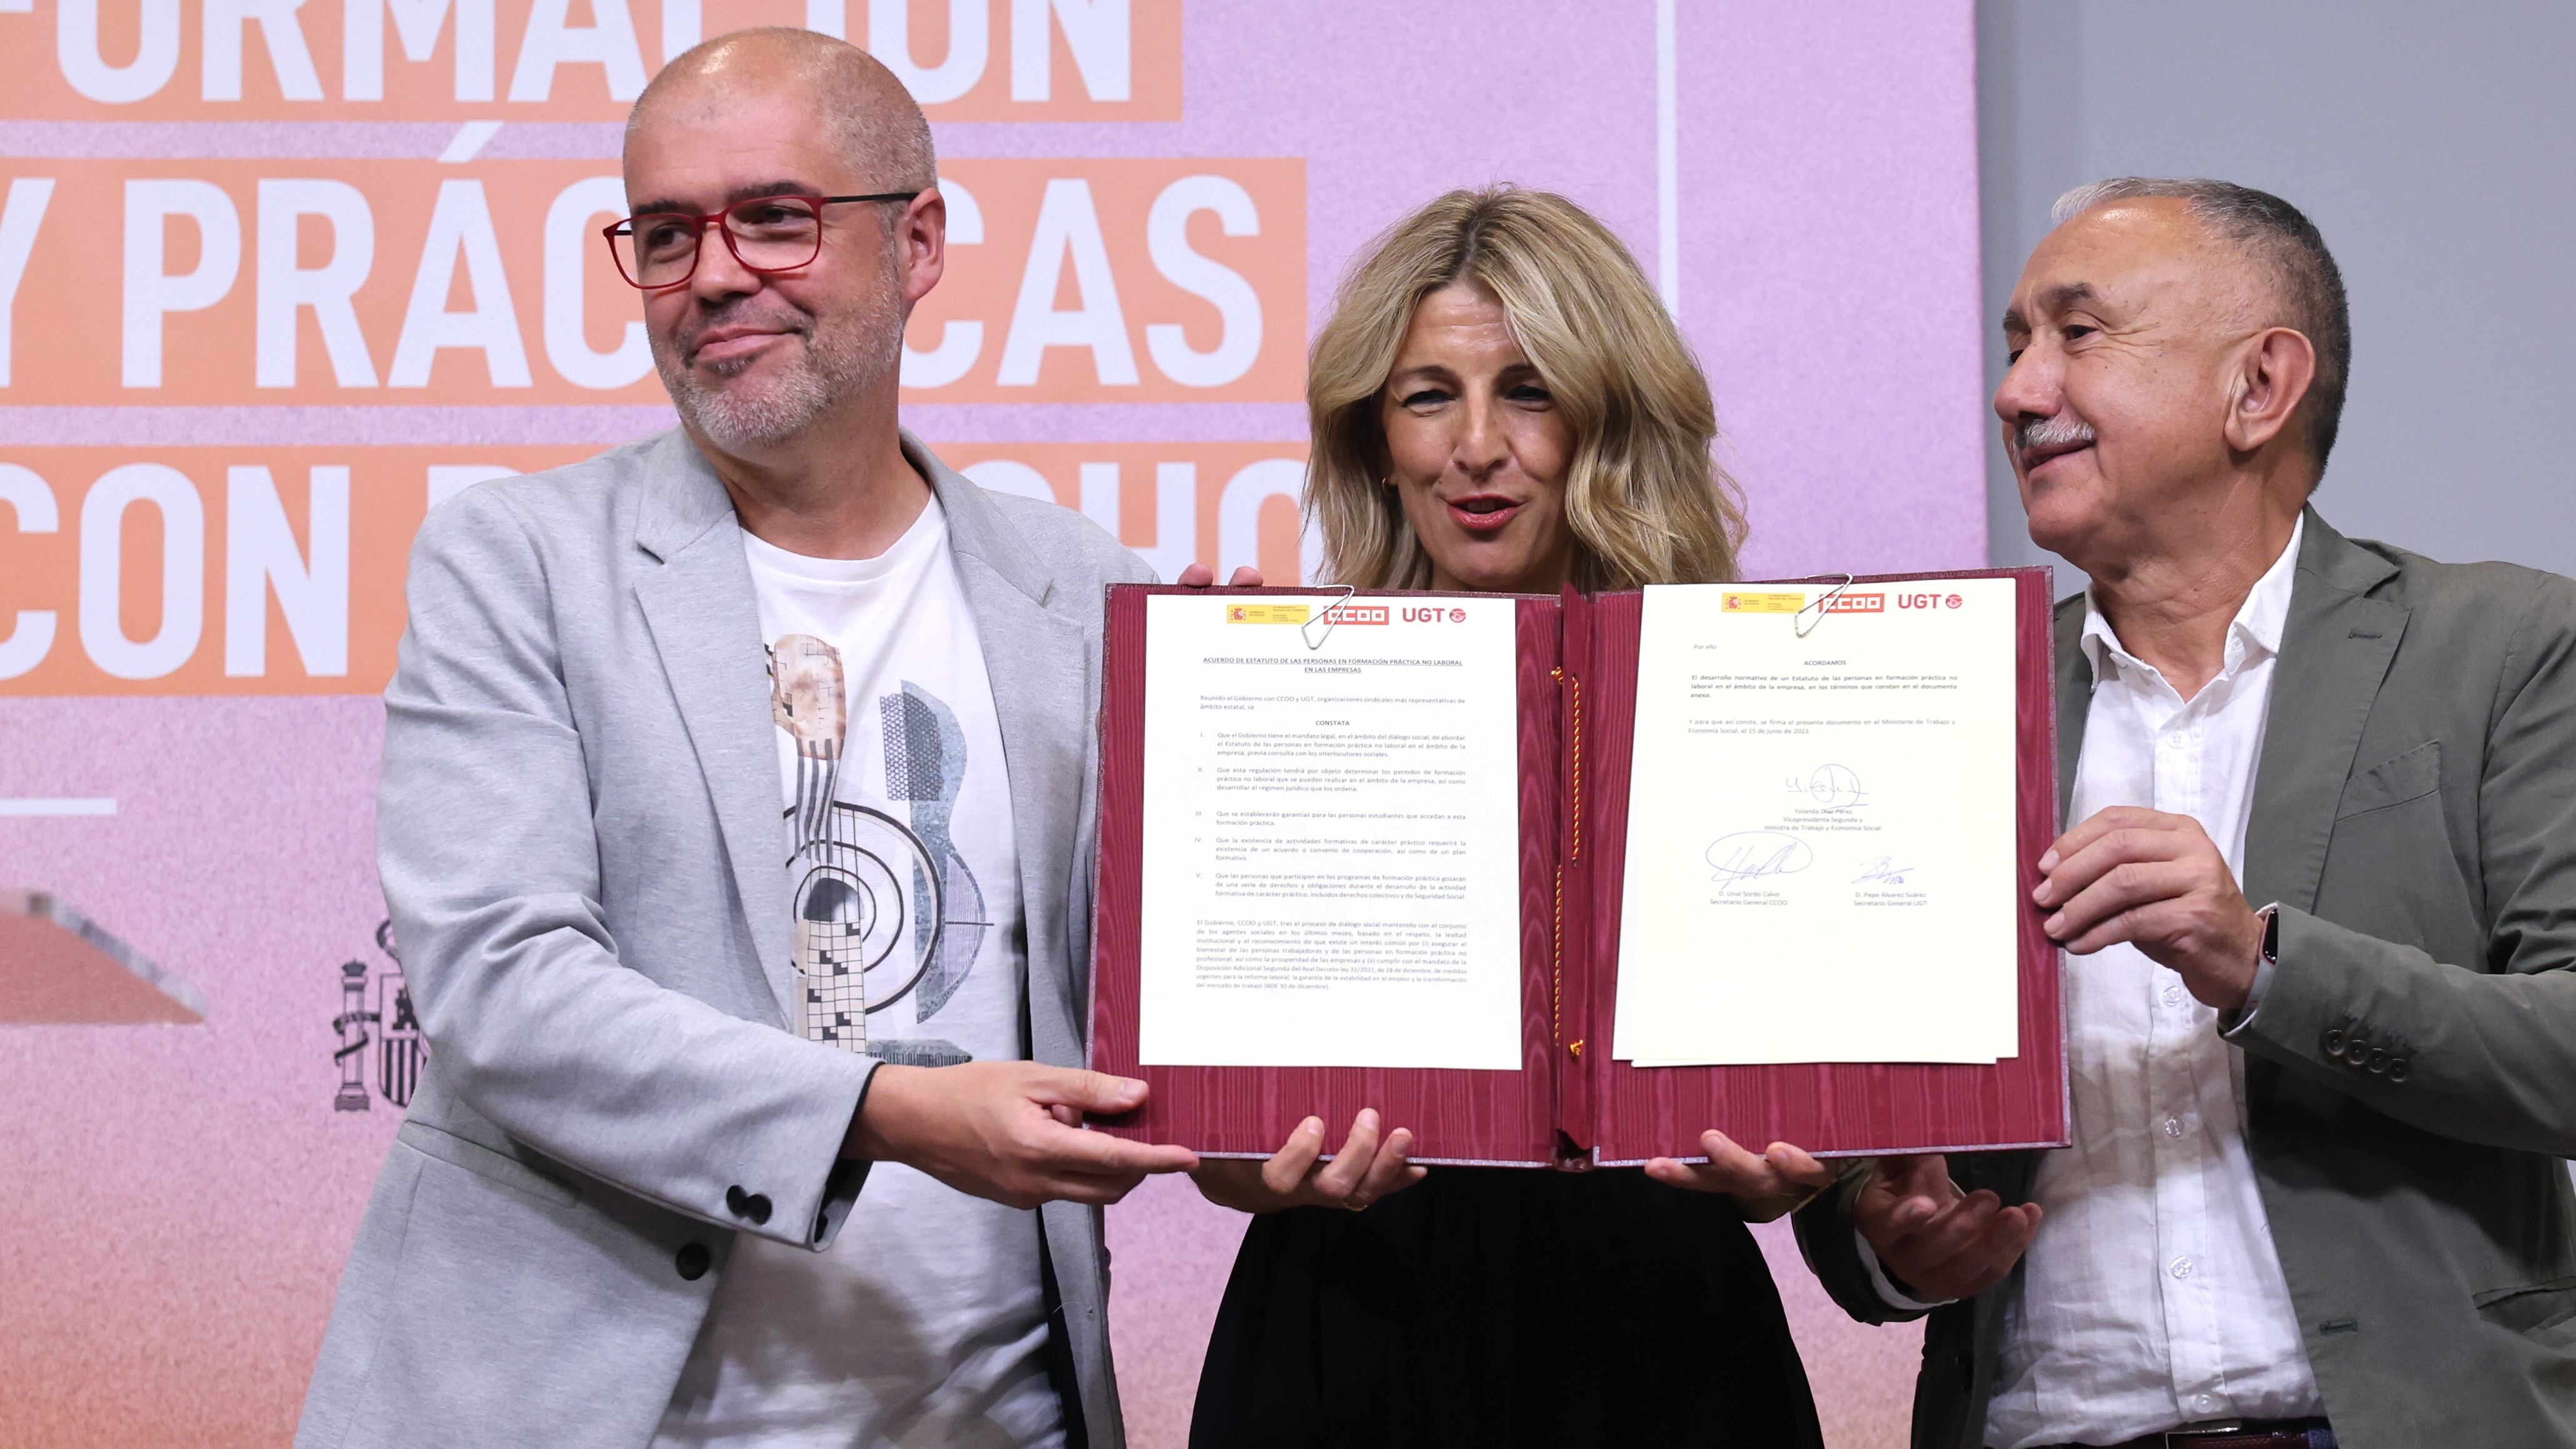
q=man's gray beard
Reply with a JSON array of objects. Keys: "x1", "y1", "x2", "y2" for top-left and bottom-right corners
[{"x1": 654, "y1": 278, "x2": 902, "y2": 453}]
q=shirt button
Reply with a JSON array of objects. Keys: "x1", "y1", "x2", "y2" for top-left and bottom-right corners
[
  {"x1": 2170, "y1": 1256, "x2": 2195, "y2": 1280},
  {"x1": 2162, "y1": 1117, "x2": 2185, "y2": 1138},
  {"x1": 2162, "y1": 733, "x2": 2185, "y2": 750},
  {"x1": 2196, "y1": 1394, "x2": 2218, "y2": 1415},
  {"x1": 2162, "y1": 984, "x2": 2184, "y2": 1007}
]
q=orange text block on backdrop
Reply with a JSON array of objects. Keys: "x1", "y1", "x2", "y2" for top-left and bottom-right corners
[
  {"x1": 0, "y1": 446, "x2": 592, "y2": 696},
  {"x1": 0, "y1": 440, "x2": 1308, "y2": 696},
  {"x1": 0, "y1": 156, "x2": 1304, "y2": 405},
  {"x1": 0, "y1": 0, "x2": 1181, "y2": 122}
]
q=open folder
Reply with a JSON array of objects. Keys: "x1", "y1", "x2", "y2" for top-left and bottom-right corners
[{"x1": 1089, "y1": 571, "x2": 2067, "y2": 1167}]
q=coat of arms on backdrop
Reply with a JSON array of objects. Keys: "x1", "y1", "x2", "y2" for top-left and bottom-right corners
[{"x1": 331, "y1": 920, "x2": 423, "y2": 1111}]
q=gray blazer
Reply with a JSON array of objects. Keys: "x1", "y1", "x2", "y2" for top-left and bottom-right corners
[
  {"x1": 296, "y1": 429, "x2": 1151, "y2": 1448},
  {"x1": 1797, "y1": 509, "x2": 2576, "y2": 1449}
]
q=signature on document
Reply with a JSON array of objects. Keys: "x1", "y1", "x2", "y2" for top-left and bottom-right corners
[
  {"x1": 1706, "y1": 831, "x2": 1815, "y2": 890},
  {"x1": 1853, "y1": 855, "x2": 1913, "y2": 885},
  {"x1": 1788, "y1": 764, "x2": 1865, "y2": 811}
]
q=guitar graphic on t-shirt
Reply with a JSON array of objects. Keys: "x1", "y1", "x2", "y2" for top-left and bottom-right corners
[{"x1": 768, "y1": 638, "x2": 992, "y2": 1062}]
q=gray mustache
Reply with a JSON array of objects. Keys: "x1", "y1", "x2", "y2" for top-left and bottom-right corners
[{"x1": 2012, "y1": 413, "x2": 2095, "y2": 463}]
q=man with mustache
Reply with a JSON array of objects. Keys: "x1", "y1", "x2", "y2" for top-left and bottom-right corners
[
  {"x1": 1798, "y1": 179, "x2": 2576, "y2": 1449},
  {"x1": 296, "y1": 28, "x2": 1224, "y2": 1449}
]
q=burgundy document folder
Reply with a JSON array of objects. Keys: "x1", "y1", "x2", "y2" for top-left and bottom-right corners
[{"x1": 1090, "y1": 570, "x2": 2068, "y2": 1167}]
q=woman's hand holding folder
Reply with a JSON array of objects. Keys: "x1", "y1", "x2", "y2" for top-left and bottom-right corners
[
  {"x1": 1643, "y1": 1131, "x2": 1838, "y2": 1221},
  {"x1": 1191, "y1": 1110, "x2": 1429, "y2": 1214}
]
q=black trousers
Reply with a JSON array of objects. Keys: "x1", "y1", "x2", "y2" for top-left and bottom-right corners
[{"x1": 1189, "y1": 1165, "x2": 1826, "y2": 1449}]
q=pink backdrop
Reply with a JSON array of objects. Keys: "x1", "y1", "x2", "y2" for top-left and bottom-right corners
[{"x1": 0, "y1": 3, "x2": 1980, "y2": 1445}]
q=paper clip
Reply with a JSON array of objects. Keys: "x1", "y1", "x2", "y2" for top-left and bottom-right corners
[
  {"x1": 1794, "y1": 573, "x2": 1857, "y2": 639},
  {"x1": 1301, "y1": 584, "x2": 1359, "y2": 651}
]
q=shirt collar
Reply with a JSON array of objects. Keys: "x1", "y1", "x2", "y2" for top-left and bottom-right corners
[{"x1": 2079, "y1": 513, "x2": 2304, "y2": 683}]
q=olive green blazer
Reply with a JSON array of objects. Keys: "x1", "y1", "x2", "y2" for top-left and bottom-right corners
[{"x1": 1797, "y1": 509, "x2": 2576, "y2": 1449}]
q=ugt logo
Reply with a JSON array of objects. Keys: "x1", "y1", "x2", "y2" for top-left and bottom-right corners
[{"x1": 332, "y1": 920, "x2": 425, "y2": 1112}]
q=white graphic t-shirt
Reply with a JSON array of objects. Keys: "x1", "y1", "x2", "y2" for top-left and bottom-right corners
[{"x1": 654, "y1": 496, "x2": 1062, "y2": 1449}]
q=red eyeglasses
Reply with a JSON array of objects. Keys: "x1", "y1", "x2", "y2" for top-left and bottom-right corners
[{"x1": 601, "y1": 191, "x2": 921, "y2": 290}]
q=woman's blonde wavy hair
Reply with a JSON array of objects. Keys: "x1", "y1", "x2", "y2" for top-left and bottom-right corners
[{"x1": 1307, "y1": 186, "x2": 1747, "y2": 591}]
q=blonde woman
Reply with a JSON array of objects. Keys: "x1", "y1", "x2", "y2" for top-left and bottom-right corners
[{"x1": 1186, "y1": 188, "x2": 1833, "y2": 1448}]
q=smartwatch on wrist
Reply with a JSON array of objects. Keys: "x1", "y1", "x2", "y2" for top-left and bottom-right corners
[{"x1": 2224, "y1": 903, "x2": 2283, "y2": 1033}]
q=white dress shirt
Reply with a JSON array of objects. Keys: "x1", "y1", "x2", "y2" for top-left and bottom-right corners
[{"x1": 1979, "y1": 518, "x2": 2322, "y2": 1448}]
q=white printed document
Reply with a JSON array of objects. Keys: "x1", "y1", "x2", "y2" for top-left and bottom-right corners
[
  {"x1": 1136, "y1": 593, "x2": 1524, "y2": 1070},
  {"x1": 1612, "y1": 579, "x2": 2022, "y2": 1065}
]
